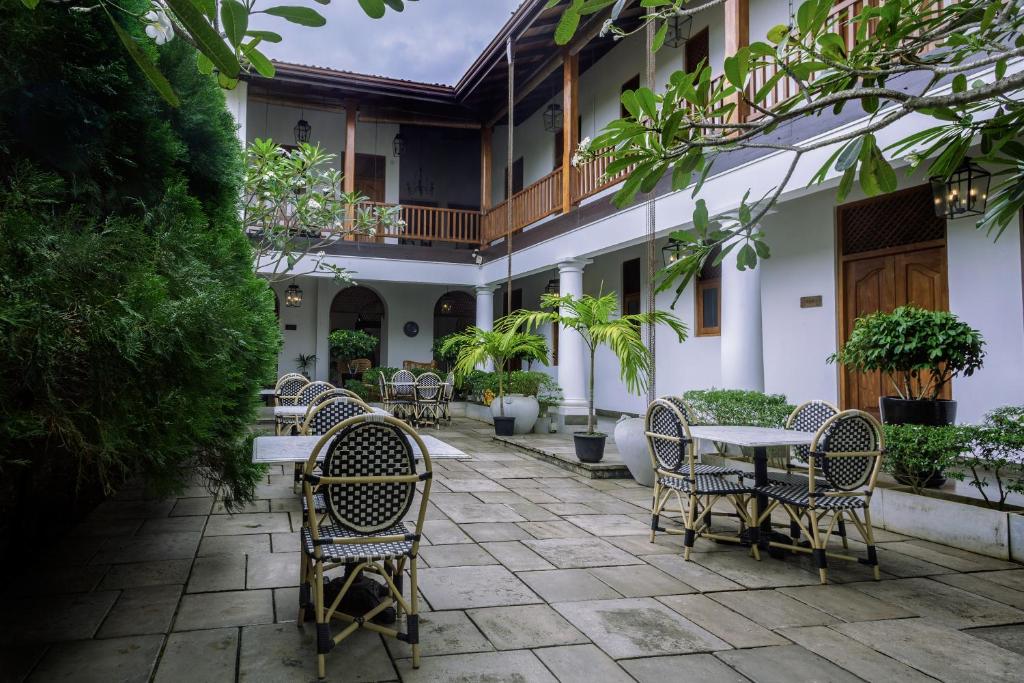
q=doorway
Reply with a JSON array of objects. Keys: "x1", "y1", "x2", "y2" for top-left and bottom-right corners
[
  {"x1": 329, "y1": 286, "x2": 386, "y2": 381},
  {"x1": 837, "y1": 185, "x2": 949, "y2": 417}
]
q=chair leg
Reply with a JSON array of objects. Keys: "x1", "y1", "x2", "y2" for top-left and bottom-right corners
[
  {"x1": 837, "y1": 514, "x2": 849, "y2": 549},
  {"x1": 862, "y1": 507, "x2": 881, "y2": 580},
  {"x1": 808, "y1": 508, "x2": 828, "y2": 584},
  {"x1": 683, "y1": 492, "x2": 698, "y2": 561},
  {"x1": 409, "y1": 557, "x2": 421, "y2": 669},
  {"x1": 649, "y1": 482, "x2": 662, "y2": 542},
  {"x1": 314, "y1": 562, "x2": 328, "y2": 680},
  {"x1": 297, "y1": 550, "x2": 309, "y2": 624}
]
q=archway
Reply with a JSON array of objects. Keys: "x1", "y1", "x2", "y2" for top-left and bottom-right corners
[
  {"x1": 433, "y1": 290, "x2": 475, "y2": 367},
  {"x1": 330, "y1": 286, "x2": 386, "y2": 381}
]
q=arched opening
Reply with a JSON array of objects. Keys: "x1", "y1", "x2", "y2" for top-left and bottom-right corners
[
  {"x1": 330, "y1": 286, "x2": 386, "y2": 382},
  {"x1": 433, "y1": 290, "x2": 475, "y2": 366}
]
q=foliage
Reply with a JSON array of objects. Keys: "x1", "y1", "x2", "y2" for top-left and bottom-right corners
[
  {"x1": 243, "y1": 139, "x2": 403, "y2": 282},
  {"x1": 356, "y1": 366, "x2": 436, "y2": 402},
  {"x1": 537, "y1": 375, "x2": 563, "y2": 413},
  {"x1": 327, "y1": 329, "x2": 378, "y2": 361},
  {"x1": 344, "y1": 379, "x2": 372, "y2": 402},
  {"x1": 433, "y1": 331, "x2": 471, "y2": 371},
  {"x1": 957, "y1": 406, "x2": 1024, "y2": 510},
  {"x1": 441, "y1": 328, "x2": 549, "y2": 416},
  {"x1": 883, "y1": 423, "x2": 968, "y2": 494},
  {"x1": 503, "y1": 291, "x2": 687, "y2": 434},
  {"x1": 550, "y1": 0, "x2": 1024, "y2": 303},
  {"x1": 828, "y1": 306, "x2": 985, "y2": 400},
  {"x1": 17, "y1": 0, "x2": 410, "y2": 105},
  {"x1": 683, "y1": 389, "x2": 794, "y2": 428},
  {"x1": 462, "y1": 371, "x2": 555, "y2": 404},
  {"x1": 294, "y1": 353, "x2": 317, "y2": 377}
]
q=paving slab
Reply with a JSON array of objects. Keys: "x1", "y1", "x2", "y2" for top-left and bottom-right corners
[
  {"x1": 873, "y1": 547, "x2": 958, "y2": 578},
  {"x1": 606, "y1": 534, "x2": 691, "y2": 556},
  {"x1": 690, "y1": 551, "x2": 820, "y2": 588},
  {"x1": 2, "y1": 591, "x2": 120, "y2": 642},
  {"x1": 659, "y1": 594, "x2": 788, "y2": 648},
  {"x1": 562, "y1": 514, "x2": 652, "y2": 536},
  {"x1": 835, "y1": 618, "x2": 1024, "y2": 683},
  {"x1": 170, "y1": 496, "x2": 215, "y2": 517},
  {"x1": 0, "y1": 643, "x2": 48, "y2": 682},
  {"x1": 621, "y1": 653, "x2": 750, "y2": 682},
  {"x1": 91, "y1": 532, "x2": 202, "y2": 564},
  {"x1": 966, "y1": 623, "x2": 1024, "y2": 657},
  {"x1": 246, "y1": 552, "x2": 301, "y2": 589},
  {"x1": 273, "y1": 587, "x2": 299, "y2": 623},
  {"x1": 435, "y1": 503, "x2": 525, "y2": 524},
  {"x1": 394, "y1": 649, "x2": 557, "y2": 682},
  {"x1": 97, "y1": 584, "x2": 182, "y2": 638},
  {"x1": 847, "y1": 576, "x2": 1024, "y2": 628},
  {"x1": 385, "y1": 610, "x2": 493, "y2": 659},
  {"x1": 552, "y1": 597, "x2": 731, "y2": 659},
  {"x1": 710, "y1": 590, "x2": 837, "y2": 629},
  {"x1": 521, "y1": 537, "x2": 643, "y2": 568},
  {"x1": 7, "y1": 564, "x2": 110, "y2": 596},
  {"x1": 533, "y1": 644, "x2": 635, "y2": 683},
  {"x1": 506, "y1": 502, "x2": 561, "y2": 521},
  {"x1": 418, "y1": 544, "x2": 497, "y2": 568},
  {"x1": 458, "y1": 523, "x2": 532, "y2": 542},
  {"x1": 198, "y1": 534, "x2": 271, "y2": 556},
  {"x1": 643, "y1": 554, "x2": 744, "y2": 592},
  {"x1": 188, "y1": 554, "x2": 246, "y2": 593},
  {"x1": 137, "y1": 515, "x2": 207, "y2": 535},
  {"x1": 467, "y1": 604, "x2": 587, "y2": 650},
  {"x1": 203, "y1": 513, "x2": 292, "y2": 536},
  {"x1": 417, "y1": 565, "x2": 540, "y2": 610},
  {"x1": 239, "y1": 623, "x2": 395, "y2": 682},
  {"x1": 588, "y1": 564, "x2": 695, "y2": 597},
  {"x1": 154, "y1": 627, "x2": 239, "y2": 683},
  {"x1": 969, "y1": 569, "x2": 1024, "y2": 592},
  {"x1": 517, "y1": 568, "x2": 623, "y2": 602},
  {"x1": 778, "y1": 626, "x2": 940, "y2": 683},
  {"x1": 27, "y1": 634, "x2": 164, "y2": 683},
  {"x1": 716, "y1": 644, "x2": 864, "y2": 683},
  {"x1": 174, "y1": 590, "x2": 275, "y2": 631},
  {"x1": 422, "y1": 520, "x2": 473, "y2": 545},
  {"x1": 213, "y1": 499, "x2": 270, "y2": 514},
  {"x1": 517, "y1": 520, "x2": 594, "y2": 539},
  {"x1": 98, "y1": 559, "x2": 192, "y2": 590},
  {"x1": 777, "y1": 583, "x2": 916, "y2": 622},
  {"x1": 478, "y1": 541, "x2": 554, "y2": 571}
]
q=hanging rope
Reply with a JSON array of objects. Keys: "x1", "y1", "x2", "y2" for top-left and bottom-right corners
[
  {"x1": 644, "y1": 20, "x2": 658, "y2": 404},
  {"x1": 506, "y1": 36, "x2": 515, "y2": 315}
]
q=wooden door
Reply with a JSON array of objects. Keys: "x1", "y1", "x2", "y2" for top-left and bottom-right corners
[
  {"x1": 354, "y1": 153, "x2": 385, "y2": 202},
  {"x1": 685, "y1": 27, "x2": 710, "y2": 73}
]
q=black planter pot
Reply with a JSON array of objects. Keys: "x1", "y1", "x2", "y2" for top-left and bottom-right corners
[
  {"x1": 879, "y1": 397, "x2": 957, "y2": 488},
  {"x1": 574, "y1": 433, "x2": 607, "y2": 463},
  {"x1": 493, "y1": 416, "x2": 516, "y2": 436}
]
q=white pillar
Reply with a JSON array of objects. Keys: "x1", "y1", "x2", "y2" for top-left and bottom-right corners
[
  {"x1": 224, "y1": 80, "x2": 248, "y2": 146},
  {"x1": 720, "y1": 248, "x2": 765, "y2": 391},
  {"x1": 315, "y1": 279, "x2": 332, "y2": 382},
  {"x1": 475, "y1": 285, "x2": 497, "y2": 371},
  {"x1": 556, "y1": 259, "x2": 590, "y2": 422}
]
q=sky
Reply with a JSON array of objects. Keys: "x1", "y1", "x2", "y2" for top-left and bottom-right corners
[{"x1": 252, "y1": 0, "x2": 525, "y2": 85}]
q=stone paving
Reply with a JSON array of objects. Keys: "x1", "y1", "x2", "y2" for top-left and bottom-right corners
[{"x1": 4, "y1": 418, "x2": 1024, "y2": 682}]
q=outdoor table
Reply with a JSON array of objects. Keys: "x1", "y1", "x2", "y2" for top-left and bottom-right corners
[
  {"x1": 259, "y1": 388, "x2": 277, "y2": 406},
  {"x1": 688, "y1": 425, "x2": 815, "y2": 551},
  {"x1": 252, "y1": 432, "x2": 469, "y2": 464}
]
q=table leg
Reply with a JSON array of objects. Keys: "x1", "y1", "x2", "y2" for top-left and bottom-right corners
[{"x1": 754, "y1": 446, "x2": 770, "y2": 550}]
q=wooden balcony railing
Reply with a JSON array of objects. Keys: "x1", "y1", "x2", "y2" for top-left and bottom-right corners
[
  {"x1": 359, "y1": 202, "x2": 481, "y2": 244},
  {"x1": 573, "y1": 147, "x2": 632, "y2": 202},
  {"x1": 481, "y1": 167, "x2": 563, "y2": 244}
]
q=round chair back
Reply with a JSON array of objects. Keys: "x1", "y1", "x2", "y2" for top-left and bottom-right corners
[
  {"x1": 310, "y1": 388, "x2": 362, "y2": 408},
  {"x1": 302, "y1": 397, "x2": 372, "y2": 436},
  {"x1": 660, "y1": 395, "x2": 697, "y2": 425},
  {"x1": 321, "y1": 418, "x2": 418, "y2": 533},
  {"x1": 416, "y1": 372, "x2": 441, "y2": 401},
  {"x1": 787, "y1": 400, "x2": 839, "y2": 463},
  {"x1": 296, "y1": 381, "x2": 334, "y2": 406},
  {"x1": 444, "y1": 372, "x2": 455, "y2": 400},
  {"x1": 275, "y1": 373, "x2": 306, "y2": 391},
  {"x1": 645, "y1": 398, "x2": 692, "y2": 473},
  {"x1": 277, "y1": 376, "x2": 309, "y2": 404},
  {"x1": 391, "y1": 370, "x2": 415, "y2": 399},
  {"x1": 377, "y1": 373, "x2": 389, "y2": 401},
  {"x1": 812, "y1": 410, "x2": 883, "y2": 491}
]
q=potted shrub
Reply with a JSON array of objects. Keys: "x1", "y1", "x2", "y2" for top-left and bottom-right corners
[
  {"x1": 505, "y1": 290, "x2": 686, "y2": 462},
  {"x1": 960, "y1": 407, "x2": 1024, "y2": 510},
  {"x1": 535, "y1": 377, "x2": 563, "y2": 434},
  {"x1": 295, "y1": 353, "x2": 317, "y2": 379},
  {"x1": 433, "y1": 332, "x2": 469, "y2": 372},
  {"x1": 883, "y1": 423, "x2": 968, "y2": 494},
  {"x1": 328, "y1": 329, "x2": 378, "y2": 375},
  {"x1": 442, "y1": 327, "x2": 548, "y2": 436}
]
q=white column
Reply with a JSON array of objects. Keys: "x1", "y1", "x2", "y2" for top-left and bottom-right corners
[
  {"x1": 224, "y1": 80, "x2": 248, "y2": 146},
  {"x1": 315, "y1": 279, "x2": 332, "y2": 382},
  {"x1": 556, "y1": 259, "x2": 590, "y2": 414},
  {"x1": 475, "y1": 285, "x2": 497, "y2": 371},
  {"x1": 720, "y1": 248, "x2": 765, "y2": 391}
]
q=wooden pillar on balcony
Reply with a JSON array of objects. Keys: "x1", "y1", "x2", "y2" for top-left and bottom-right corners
[
  {"x1": 724, "y1": 0, "x2": 749, "y2": 124},
  {"x1": 481, "y1": 126, "x2": 493, "y2": 212},
  {"x1": 561, "y1": 49, "x2": 579, "y2": 214},
  {"x1": 344, "y1": 101, "x2": 358, "y2": 235}
]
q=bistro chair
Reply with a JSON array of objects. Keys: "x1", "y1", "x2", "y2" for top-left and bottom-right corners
[
  {"x1": 309, "y1": 387, "x2": 364, "y2": 407},
  {"x1": 389, "y1": 370, "x2": 416, "y2": 422},
  {"x1": 661, "y1": 395, "x2": 745, "y2": 480},
  {"x1": 378, "y1": 373, "x2": 393, "y2": 413},
  {"x1": 298, "y1": 414, "x2": 432, "y2": 679},
  {"x1": 414, "y1": 372, "x2": 443, "y2": 428},
  {"x1": 296, "y1": 381, "x2": 336, "y2": 406},
  {"x1": 276, "y1": 374, "x2": 309, "y2": 407},
  {"x1": 645, "y1": 398, "x2": 759, "y2": 560},
  {"x1": 753, "y1": 409, "x2": 884, "y2": 584},
  {"x1": 295, "y1": 396, "x2": 374, "y2": 500},
  {"x1": 441, "y1": 372, "x2": 455, "y2": 423}
]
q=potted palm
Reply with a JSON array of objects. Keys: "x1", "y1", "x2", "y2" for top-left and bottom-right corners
[
  {"x1": 442, "y1": 327, "x2": 548, "y2": 436},
  {"x1": 504, "y1": 291, "x2": 687, "y2": 462}
]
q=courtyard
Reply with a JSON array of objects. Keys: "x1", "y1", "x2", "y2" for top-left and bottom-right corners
[{"x1": 3, "y1": 418, "x2": 1023, "y2": 682}]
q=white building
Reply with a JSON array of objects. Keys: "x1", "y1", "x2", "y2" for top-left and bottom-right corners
[{"x1": 226, "y1": 0, "x2": 1024, "y2": 427}]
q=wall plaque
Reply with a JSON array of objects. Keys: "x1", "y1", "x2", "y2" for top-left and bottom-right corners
[{"x1": 800, "y1": 295, "x2": 823, "y2": 309}]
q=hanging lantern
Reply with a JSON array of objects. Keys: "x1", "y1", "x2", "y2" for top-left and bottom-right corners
[
  {"x1": 544, "y1": 278, "x2": 560, "y2": 295},
  {"x1": 439, "y1": 299, "x2": 453, "y2": 314},
  {"x1": 543, "y1": 103, "x2": 564, "y2": 133},
  {"x1": 930, "y1": 158, "x2": 990, "y2": 219},
  {"x1": 392, "y1": 132, "x2": 406, "y2": 157},
  {"x1": 662, "y1": 238, "x2": 684, "y2": 267},
  {"x1": 294, "y1": 117, "x2": 311, "y2": 144},
  {"x1": 663, "y1": 14, "x2": 693, "y2": 49},
  {"x1": 285, "y1": 283, "x2": 303, "y2": 307}
]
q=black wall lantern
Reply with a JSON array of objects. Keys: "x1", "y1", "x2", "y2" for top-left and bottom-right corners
[
  {"x1": 930, "y1": 158, "x2": 990, "y2": 219},
  {"x1": 663, "y1": 14, "x2": 693, "y2": 49},
  {"x1": 294, "y1": 117, "x2": 311, "y2": 144},
  {"x1": 392, "y1": 132, "x2": 406, "y2": 157},
  {"x1": 285, "y1": 282, "x2": 303, "y2": 307},
  {"x1": 543, "y1": 103, "x2": 564, "y2": 133},
  {"x1": 662, "y1": 238, "x2": 684, "y2": 267},
  {"x1": 544, "y1": 278, "x2": 560, "y2": 295}
]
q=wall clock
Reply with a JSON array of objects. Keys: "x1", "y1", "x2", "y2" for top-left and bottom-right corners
[{"x1": 403, "y1": 321, "x2": 419, "y2": 337}]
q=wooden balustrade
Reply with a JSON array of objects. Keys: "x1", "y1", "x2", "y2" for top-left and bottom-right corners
[
  {"x1": 359, "y1": 202, "x2": 481, "y2": 244},
  {"x1": 573, "y1": 147, "x2": 633, "y2": 202},
  {"x1": 481, "y1": 167, "x2": 563, "y2": 244}
]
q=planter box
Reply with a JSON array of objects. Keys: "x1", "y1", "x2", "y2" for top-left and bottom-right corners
[
  {"x1": 1009, "y1": 513, "x2": 1024, "y2": 564},
  {"x1": 876, "y1": 486, "x2": 1013, "y2": 560},
  {"x1": 448, "y1": 401, "x2": 467, "y2": 417},
  {"x1": 465, "y1": 402, "x2": 493, "y2": 425}
]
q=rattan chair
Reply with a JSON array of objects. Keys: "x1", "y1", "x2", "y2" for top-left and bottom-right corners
[
  {"x1": 296, "y1": 381, "x2": 336, "y2": 406},
  {"x1": 276, "y1": 375, "x2": 310, "y2": 407},
  {"x1": 646, "y1": 399, "x2": 759, "y2": 560},
  {"x1": 414, "y1": 372, "x2": 443, "y2": 428},
  {"x1": 310, "y1": 388, "x2": 364, "y2": 407},
  {"x1": 298, "y1": 414, "x2": 432, "y2": 679},
  {"x1": 753, "y1": 409, "x2": 884, "y2": 584},
  {"x1": 378, "y1": 373, "x2": 393, "y2": 413},
  {"x1": 441, "y1": 372, "x2": 455, "y2": 423},
  {"x1": 661, "y1": 395, "x2": 744, "y2": 479},
  {"x1": 301, "y1": 397, "x2": 374, "y2": 436},
  {"x1": 389, "y1": 370, "x2": 416, "y2": 422}
]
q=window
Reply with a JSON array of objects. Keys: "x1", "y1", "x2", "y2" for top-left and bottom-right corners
[
  {"x1": 622, "y1": 257, "x2": 642, "y2": 316},
  {"x1": 695, "y1": 246, "x2": 721, "y2": 336},
  {"x1": 685, "y1": 27, "x2": 710, "y2": 74},
  {"x1": 620, "y1": 74, "x2": 640, "y2": 118}
]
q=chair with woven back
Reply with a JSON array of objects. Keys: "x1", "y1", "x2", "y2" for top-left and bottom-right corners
[
  {"x1": 299, "y1": 414, "x2": 432, "y2": 679},
  {"x1": 645, "y1": 398, "x2": 759, "y2": 561},
  {"x1": 309, "y1": 387, "x2": 364, "y2": 407},
  {"x1": 295, "y1": 381, "x2": 336, "y2": 406},
  {"x1": 414, "y1": 372, "x2": 443, "y2": 428},
  {"x1": 389, "y1": 370, "x2": 416, "y2": 422},
  {"x1": 753, "y1": 409, "x2": 885, "y2": 584},
  {"x1": 275, "y1": 374, "x2": 309, "y2": 407},
  {"x1": 441, "y1": 371, "x2": 455, "y2": 423}
]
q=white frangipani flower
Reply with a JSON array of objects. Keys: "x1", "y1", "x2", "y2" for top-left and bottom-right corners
[{"x1": 144, "y1": 8, "x2": 174, "y2": 45}]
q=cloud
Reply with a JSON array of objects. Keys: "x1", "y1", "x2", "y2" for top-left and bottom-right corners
[{"x1": 252, "y1": 0, "x2": 525, "y2": 85}]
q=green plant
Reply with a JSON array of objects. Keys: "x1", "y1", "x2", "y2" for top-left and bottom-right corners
[
  {"x1": 683, "y1": 389, "x2": 794, "y2": 428},
  {"x1": 344, "y1": 379, "x2": 372, "y2": 402},
  {"x1": 504, "y1": 291, "x2": 687, "y2": 434},
  {"x1": 328, "y1": 329, "x2": 378, "y2": 362},
  {"x1": 829, "y1": 306, "x2": 985, "y2": 400},
  {"x1": 957, "y1": 406, "x2": 1024, "y2": 510},
  {"x1": 883, "y1": 423, "x2": 968, "y2": 495},
  {"x1": 442, "y1": 328, "x2": 548, "y2": 417},
  {"x1": 537, "y1": 375, "x2": 563, "y2": 414},
  {"x1": 433, "y1": 332, "x2": 470, "y2": 371},
  {"x1": 294, "y1": 354, "x2": 317, "y2": 377}
]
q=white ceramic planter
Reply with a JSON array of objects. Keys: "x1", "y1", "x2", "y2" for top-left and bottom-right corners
[
  {"x1": 614, "y1": 416, "x2": 654, "y2": 487},
  {"x1": 533, "y1": 415, "x2": 552, "y2": 434},
  {"x1": 490, "y1": 394, "x2": 539, "y2": 434}
]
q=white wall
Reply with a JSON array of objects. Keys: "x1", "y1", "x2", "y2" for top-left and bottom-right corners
[
  {"x1": 270, "y1": 280, "x2": 320, "y2": 378},
  {"x1": 749, "y1": 0, "x2": 790, "y2": 45}
]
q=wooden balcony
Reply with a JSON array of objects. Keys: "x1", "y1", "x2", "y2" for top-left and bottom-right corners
[
  {"x1": 481, "y1": 167, "x2": 563, "y2": 244},
  {"x1": 359, "y1": 202, "x2": 481, "y2": 245}
]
